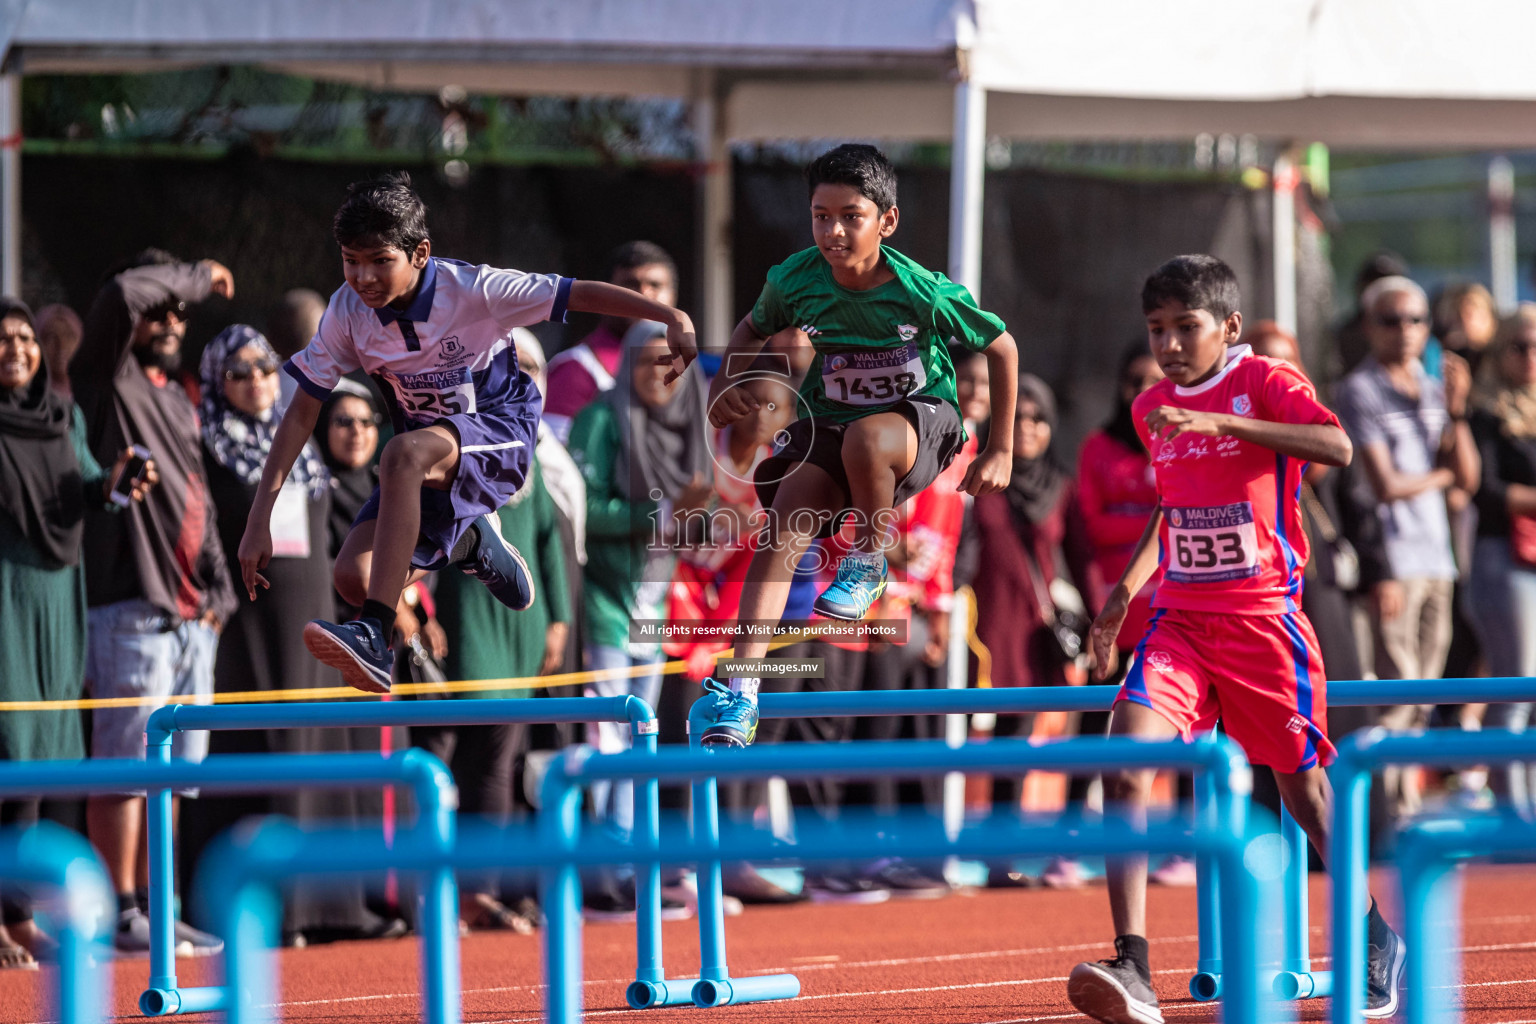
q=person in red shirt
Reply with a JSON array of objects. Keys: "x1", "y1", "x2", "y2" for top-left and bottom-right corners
[
  {"x1": 1067, "y1": 255, "x2": 1404, "y2": 1024},
  {"x1": 542, "y1": 241, "x2": 677, "y2": 442}
]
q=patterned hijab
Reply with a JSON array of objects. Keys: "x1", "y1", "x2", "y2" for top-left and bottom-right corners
[{"x1": 199, "y1": 324, "x2": 328, "y2": 499}]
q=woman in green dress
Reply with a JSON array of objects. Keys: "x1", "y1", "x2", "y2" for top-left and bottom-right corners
[{"x1": 0, "y1": 297, "x2": 149, "y2": 967}]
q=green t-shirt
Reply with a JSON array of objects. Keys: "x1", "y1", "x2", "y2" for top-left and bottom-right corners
[{"x1": 749, "y1": 245, "x2": 1006, "y2": 425}]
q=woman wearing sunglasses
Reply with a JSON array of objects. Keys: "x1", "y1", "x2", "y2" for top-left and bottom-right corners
[{"x1": 191, "y1": 324, "x2": 406, "y2": 946}]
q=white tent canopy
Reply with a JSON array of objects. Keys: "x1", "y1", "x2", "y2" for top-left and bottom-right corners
[{"x1": 4, "y1": 0, "x2": 1536, "y2": 316}]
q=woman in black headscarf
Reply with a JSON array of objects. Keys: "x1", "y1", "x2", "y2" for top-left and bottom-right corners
[
  {"x1": 0, "y1": 297, "x2": 149, "y2": 966},
  {"x1": 962, "y1": 373, "x2": 1094, "y2": 884},
  {"x1": 184, "y1": 325, "x2": 403, "y2": 945}
]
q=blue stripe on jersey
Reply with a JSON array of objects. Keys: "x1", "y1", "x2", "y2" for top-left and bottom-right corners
[
  {"x1": 1279, "y1": 611, "x2": 1319, "y2": 768},
  {"x1": 1274, "y1": 452, "x2": 1301, "y2": 612},
  {"x1": 550, "y1": 277, "x2": 574, "y2": 324},
  {"x1": 1121, "y1": 608, "x2": 1167, "y2": 709},
  {"x1": 284, "y1": 359, "x2": 332, "y2": 401}
]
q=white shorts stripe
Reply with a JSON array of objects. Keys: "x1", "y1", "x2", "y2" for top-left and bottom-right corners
[{"x1": 459, "y1": 440, "x2": 527, "y2": 454}]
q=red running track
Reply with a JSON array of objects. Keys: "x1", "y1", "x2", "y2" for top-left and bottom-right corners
[{"x1": 3, "y1": 866, "x2": 1535, "y2": 1024}]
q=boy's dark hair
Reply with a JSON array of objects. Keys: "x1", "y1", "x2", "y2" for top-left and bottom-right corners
[
  {"x1": 333, "y1": 171, "x2": 430, "y2": 253},
  {"x1": 602, "y1": 240, "x2": 676, "y2": 283},
  {"x1": 1141, "y1": 254, "x2": 1241, "y2": 322},
  {"x1": 805, "y1": 144, "x2": 898, "y2": 213}
]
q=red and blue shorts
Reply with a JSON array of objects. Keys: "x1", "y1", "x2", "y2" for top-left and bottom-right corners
[{"x1": 1116, "y1": 607, "x2": 1335, "y2": 772}]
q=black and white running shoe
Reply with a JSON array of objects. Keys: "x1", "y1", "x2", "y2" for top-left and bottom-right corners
[{"x1": 1067, "y1": 955, "x2": 1163, "y2": 1024}]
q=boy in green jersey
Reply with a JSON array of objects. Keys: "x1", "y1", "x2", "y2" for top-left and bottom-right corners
[{"x1": 700, "y1": 144, "x2": 1018, "y2": 746}]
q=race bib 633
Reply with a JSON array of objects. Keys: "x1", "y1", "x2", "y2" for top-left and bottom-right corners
[{"x1": 1165, "y1": 502, "x2": 1260, "y2": 583}]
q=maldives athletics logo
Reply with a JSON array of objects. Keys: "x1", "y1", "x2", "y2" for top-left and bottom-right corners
[{"x1": 896, "y1": 324, "x2": 918, "y2": 342}]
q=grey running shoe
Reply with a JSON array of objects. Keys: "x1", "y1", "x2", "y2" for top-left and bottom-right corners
[
  {"x1": 1363, "y1": 927, "x2": 1407, "y2": 1018},
  {"x1": 113, "y1": 908, "x2": 220, "y2": 959},
  {"x1": 802, "y1": 872, "x2": 891, "y2": 905},
  {"x1": 172, "y1": 918, "x2": 224, "y2": 958},
  {"x1": 863, "y1": 858, "x2": 950, "y2": 899},
  {"x1": 1067, "y1": 955, "x2": 1164, "y2": 1024}
]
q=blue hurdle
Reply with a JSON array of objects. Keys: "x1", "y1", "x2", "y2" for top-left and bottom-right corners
[
  {"x1": 141, "y1": 695, "x2": 661, "y2": 1017},
  {"x1": 0, "y1": 821, "x2": 113, "y2": 1024},
  {"x1": 1330, "y1": 727, "x2": 1536, "y2": 1024},
  {"x1": 0, "y1": 752, "x2": 455, "y2": 1019},
  {"x1": 194, "y1": 734, "x2": 1273, "y2": 1024},
  {"x1": 687, "y1": 676, "x2": 1536, "y2": 1005},
  {"x1": 1395, "y1": 813, "x2": 1536, "y2": 1024}
]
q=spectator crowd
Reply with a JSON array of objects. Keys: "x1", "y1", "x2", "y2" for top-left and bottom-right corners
[{"x1": 0, "y1": 240, "x2": 1527, "y2": 964}]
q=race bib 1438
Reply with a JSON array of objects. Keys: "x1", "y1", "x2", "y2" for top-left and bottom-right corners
[
  {"x1": 821, "y1": 343, "x2": 926, "y2": 407},
  {"x1": 1165, "y1": 502, "x2": 1261, "y2": 583}
]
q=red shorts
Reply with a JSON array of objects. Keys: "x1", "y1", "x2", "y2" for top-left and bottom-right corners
[{"x1": 1116, "y1": 607, "x2": 1335, "y2": 772}]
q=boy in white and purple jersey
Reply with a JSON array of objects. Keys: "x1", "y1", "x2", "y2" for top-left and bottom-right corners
[{"x1": 238, "y1": 173, "x2": 697, "y2": 693}]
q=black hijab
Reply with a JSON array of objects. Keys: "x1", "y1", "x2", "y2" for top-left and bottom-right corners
[
  {"x1": 0, "y1": 298, "x2": 86, "y2": 567},
  {"x1": 1006, "y1": 373, "x2": 1067, "y2": 526},
  {"x1": 315, "y1": 386, "x2": 381, "y2": 554},
  {"x1": 1105, "y1": 345, "x2": 1153, "y2": 453}
]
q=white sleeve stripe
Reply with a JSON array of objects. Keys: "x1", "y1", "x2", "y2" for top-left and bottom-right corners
[{"x1": 459, "y1": 440, "x2": 527, "y2": 454}]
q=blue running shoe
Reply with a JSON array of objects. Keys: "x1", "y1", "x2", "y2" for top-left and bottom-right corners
[
  {"x1": 303, "y1": 617, "x2": 394, "y2": 693},
  {"x1": 699, "y1": 677, "x2": 759, "y2": 748},
  {"x1": 461, "y1": 514, "x2": 535, "y2": 611},
  {"x1": 813, "y1": 554, "x2": 888, "y2": 621}
]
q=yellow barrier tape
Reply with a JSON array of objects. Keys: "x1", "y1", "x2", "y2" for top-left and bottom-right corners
[
  {"x1": 0, "y1": 627, "x2": 854, "y2": 712},
  {"x1": 960, "y1": 586, "x2": 992, "y2": 689}
]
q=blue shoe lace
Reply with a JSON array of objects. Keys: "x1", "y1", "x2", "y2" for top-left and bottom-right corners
[
  {"x1": 822, "y1": 556, "x2": 887, "y2": 610},
  {"x1": 701, "y1": 678, "x2": 757, "y2": 742}
]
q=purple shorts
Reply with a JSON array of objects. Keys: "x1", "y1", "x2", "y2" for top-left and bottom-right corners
[{"x1": 353, "y1": 405, "x2": 537, "y2": 570}]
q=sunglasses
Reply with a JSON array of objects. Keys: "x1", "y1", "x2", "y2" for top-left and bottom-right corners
[
  {"x1": 144, "y1": 299, "x2": 188, "y2": 323},
  {"x1": 331, "y1": 414, "x2": 381, "y2": 429},
  {"x1": 1374, "y1": 313, "x2": 1428, "y2": 329},
  {"x1": 223, "y1": 358, "x2": 278, "y2": 382}
]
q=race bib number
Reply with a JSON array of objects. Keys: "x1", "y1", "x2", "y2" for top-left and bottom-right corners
[
  {"x1": 391, "y1": 368, "x2": 477, "y2": 425},
  {"x1": 269, "y1": 481, "x2": 311, "y2": 559},
  {"x1": 821, "y1": 344, "x2": 926, "y2": 407},
  {"x1": 1165, "y1": 502, "x2": 1260, "y2": 583}
]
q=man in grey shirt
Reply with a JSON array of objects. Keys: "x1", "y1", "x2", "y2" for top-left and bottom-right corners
[{"x1": 1334, "y1": 274, "x2": 1479, "y2": 830}]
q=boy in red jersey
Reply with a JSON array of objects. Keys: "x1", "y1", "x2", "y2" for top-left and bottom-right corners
[{"x1": 1066, "y1": 256, "x2": 1404, "y2": 1024}]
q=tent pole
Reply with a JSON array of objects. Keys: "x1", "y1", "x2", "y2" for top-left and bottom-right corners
[
  {"x1": 948, "y1": 78, "x2": 985, "y2": 300},
  {"x1": 1489, "y1": 155, "x2": 1518, "y2": 314},
  {"x1": 0, "y1": 71, "x2": 19, "y2": 298},
  {"x1": 692, "y1": 70, "x2": 732, "y2": 351},
  {"x1": 1272, "y1": 148, "x2": 1298, "y2": 334}
]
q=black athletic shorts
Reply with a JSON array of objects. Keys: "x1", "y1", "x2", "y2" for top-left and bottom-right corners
[{"x1": 753, "y1": 396, "x2": 964, "y2": 539}]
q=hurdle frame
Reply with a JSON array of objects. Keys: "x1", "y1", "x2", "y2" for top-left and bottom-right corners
[
  {"x1": 195, "y1": 734, "x2": 1272, "y2": 1024},
  {"x1": 1330, "y1": 726, "x2": 1536, "y2": 1024},
  {"x1": 0, "y1": 752, "x2": 456, "y2": 1020},
  {"x1": 0, "y1": 821, "x2": 113, "y2": 1024},
  {"x1": 141, "y1": 695, "x2": 669, "y2": 1015},
  {"x1": 686, "y1": 676, "x2": 1536, "y2": 1005},
  {"x1": 1395, "y1": 813, "x2": 1536, "y2": 1024}
]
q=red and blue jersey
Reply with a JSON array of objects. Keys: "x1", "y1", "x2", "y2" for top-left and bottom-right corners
[{"x1": 1131, "y1": 344, "x2": 1340, "y2": 617}]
